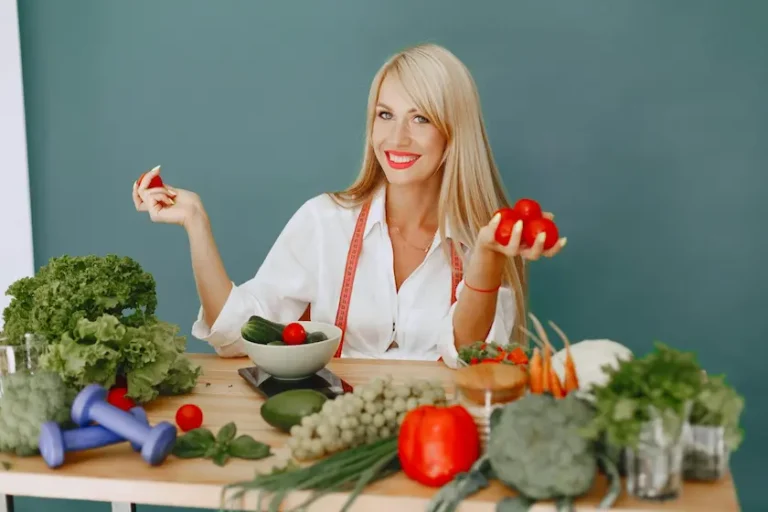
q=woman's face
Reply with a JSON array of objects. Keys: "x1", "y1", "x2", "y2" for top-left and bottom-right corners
[{"x1": 371, "y1": 74, "x2": 447, "y2": 187}]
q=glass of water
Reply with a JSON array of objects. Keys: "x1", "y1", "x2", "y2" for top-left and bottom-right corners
[{"x1": 0, "y1": 332, "x2": 46, "y2": 397}]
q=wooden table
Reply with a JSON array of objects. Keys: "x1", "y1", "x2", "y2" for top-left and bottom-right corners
[{"x1": 0, "y1": 354, "x2": 741, "y2": 511}]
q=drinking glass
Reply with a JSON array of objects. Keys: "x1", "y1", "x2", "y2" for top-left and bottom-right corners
[{"x1": 0, "y1": 332, "x2": 45, "y2": 397}]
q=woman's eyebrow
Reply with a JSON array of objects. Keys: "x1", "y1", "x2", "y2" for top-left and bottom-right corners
[{"x1": 376, "y1": 102, "x2": 418, "y2": 113}]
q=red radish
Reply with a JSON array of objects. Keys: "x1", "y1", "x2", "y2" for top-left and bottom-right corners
[
  {"x1": 175, "y1": 404, "x2": 204, "y2": 432},
  {"x1": 513, "y1": 198, "x2": 543, "y2": 223},
  {"x1": 522, "y1": 218, "x2": 559, "y2": 250},
  {"x1": 493, "y1": 207, "x2": 523, "y2": 246},
  {"x1": 107, "y1": 387, "x2": 135, "y2": 412},
  {"x1": 137, "y1": 172, "x2": 164, "y2": 189},
  {"x1": 282, "y1": 322, "x2": 307, "y2": 345}
]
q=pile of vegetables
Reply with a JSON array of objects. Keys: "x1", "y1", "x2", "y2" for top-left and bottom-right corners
[
  {"x1": 1, "y1": 254, "x2": 201, "y2": 403},
  {"x1": 241, "y1": 316, "x2": 329, "y2": 346},
  {"x1": 457, "y1": 341, "x2": 529, "y2": 366}
]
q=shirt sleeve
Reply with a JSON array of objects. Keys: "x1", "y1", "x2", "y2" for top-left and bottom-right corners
[
  {"x1": 190, "y1": 199, "x2": 320, "y2": 357},
  {"x1": 435, "y1": 281, "x2": 517, "y2": 368}
]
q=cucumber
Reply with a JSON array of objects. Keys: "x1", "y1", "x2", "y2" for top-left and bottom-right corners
[
  {"x1": 268, "y1": 340, "x2": 285, "y2": 346},
  {"x1": 306, "y1": 331, "x2": 329, "y2": 344},
  {"x1": 260, "y1": 389, "x2": 329, "y2": 432},
  {"x1": 241, "y1": 315, "x2": 285, "y2": 344}
]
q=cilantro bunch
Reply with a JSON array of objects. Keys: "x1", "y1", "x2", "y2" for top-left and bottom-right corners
[
  {"x1": 581, "y1": 342, "x2": 703, "y2": 449},
  {"x1": 689, "y1": 374, "x2": 745, "y2": 451},
  {"x1": 1, "y1": 254, "x2": 201, "y2": 403}
]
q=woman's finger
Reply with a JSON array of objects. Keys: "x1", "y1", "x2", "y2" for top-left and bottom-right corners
[
  {"x1": 543, "y1": 237, "x2": 568, "y2": 258},
  {"x1": 132, "y1": 181, "x2": 143, "y2": 210},
  {"x1": 522, "y1": 232, "x2": 546, "y2": 260},
  {"x1": 140, "y1": 188, "x2": 175, "y2": 207},
  {"x1": 543, "y1": 211, "x2": 555, "y2": 220},
  {"x1": 137, "y1": 165, "x2": 161, "y2": 193}
]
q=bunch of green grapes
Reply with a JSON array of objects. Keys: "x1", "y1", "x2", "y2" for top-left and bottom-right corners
[{"x1": 286, "y1": 375, "x2": 448, "y2": 461}]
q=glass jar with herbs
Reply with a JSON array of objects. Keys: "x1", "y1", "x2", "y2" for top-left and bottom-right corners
[{"x1": 581, "y1": 342, "x2": 702, "y2": 501}]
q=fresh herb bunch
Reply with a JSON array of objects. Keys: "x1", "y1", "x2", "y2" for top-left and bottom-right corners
[
  {"x1": 457, "y1": 341, "x2": 530, "y2": 365},
  {"x1": 0, "y1": 254, "x2": 201, "y2": 403},
  {"x1": 690, "y1": 374, "x2": 745, "y2": 451},
  {"x1": 582, "y1": 341, "x2": 703, "y2": 449},
  {"x1": 172, "y1": 422, "x2": 272, "y2": 466}
]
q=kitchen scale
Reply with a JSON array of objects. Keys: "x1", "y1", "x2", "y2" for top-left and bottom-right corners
[{"x1": 238, "y1": 365, "x2": 354, "y2": 399}]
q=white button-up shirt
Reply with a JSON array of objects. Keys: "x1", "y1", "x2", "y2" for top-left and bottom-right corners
[{"x1": 191, "y1": 185, "x2": 517, "y2": 368}]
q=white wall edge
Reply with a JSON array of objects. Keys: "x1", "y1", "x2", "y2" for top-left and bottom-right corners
[{"x1": 0, "y1": 0, "x2": 35, "y2": 331}]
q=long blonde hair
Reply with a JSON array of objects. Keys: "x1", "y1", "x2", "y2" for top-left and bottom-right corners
[{"x1": 331, "y1": 43, "x2": 528, "y2": 347}]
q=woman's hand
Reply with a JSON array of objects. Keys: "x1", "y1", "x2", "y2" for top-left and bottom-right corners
[
  {"x1": 477, "y1": 211, "x2": 567, "y2": 261},
  {"x1": 132, "y1": 165, "x2": 204, "y2": 228}
]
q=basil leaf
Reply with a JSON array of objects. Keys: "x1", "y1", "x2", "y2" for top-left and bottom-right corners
[
  {"x1": 217, "y1": 422, "x2": 237, "y2": 444},
  {"x1": 228, "y1": 435, "x2": 272, "y2": 460},
  {"x1": 172, "y1": 428, "x2": 215, "y2": 458},
  {"x1": 212, "y1": 450, "x2": 231, "y2": 467}
]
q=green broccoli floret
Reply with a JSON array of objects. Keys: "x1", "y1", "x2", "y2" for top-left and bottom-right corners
[
  {"x1": 0, "y1": 372, "x2": 77, "y2": 456},
  {"x1": 488, "y1": 393, "x2": 597, "y2": 501}
]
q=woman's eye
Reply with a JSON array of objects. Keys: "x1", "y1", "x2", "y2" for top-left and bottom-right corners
[
  {"x1": 378, "y1": 111, "x2": 393, "y2": 120},
  {"x1": 414, "y1": 115, "x2": 430, "y2": 124}
]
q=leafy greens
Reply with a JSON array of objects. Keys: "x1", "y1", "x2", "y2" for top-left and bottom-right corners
[{"x1": 1, "y1": 254, "x2": 201, "y2": 403}]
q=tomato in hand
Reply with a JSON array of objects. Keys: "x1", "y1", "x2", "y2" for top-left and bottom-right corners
[
  {"x1": 137, "y1": 172, "x2": 164, "y2": 189},
  {"x1": 512, "y1": 198, "x2": 543, "y2": 223},
  {"x1": 107, "y1": 387, "x2": 135, "y2": 412},
  {"x1": 522, "y1": 217, "x2": 559, "y2": 250},
  {"x1": 175, "y1": 404, "x2": 204, "y2": 432},
  {"x1": 398, "y1": 404, "x2": 480, "y2": 487},
  {"x1": 282, "y1": 322, "x2": 307, "y2": 345},
  {"x1": 493, "y1": 207, "x2": 523, "y2": 246}
]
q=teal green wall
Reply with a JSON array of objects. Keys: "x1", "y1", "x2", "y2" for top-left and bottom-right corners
[{"x1": 16, "y1": 0, "x2": 767, "y2": 510}]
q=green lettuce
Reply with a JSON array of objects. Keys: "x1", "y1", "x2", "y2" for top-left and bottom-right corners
[{"x1": 1, "y1": 254, "x2": 201, "y2": 403}]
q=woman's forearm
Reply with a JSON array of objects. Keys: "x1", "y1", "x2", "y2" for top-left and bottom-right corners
[
  {"x1": 452, "y1": 247, "x2": 506, "y2": 348},
  {"x1": 185, "y1": 210, "x2": 234, "y2": 327}
]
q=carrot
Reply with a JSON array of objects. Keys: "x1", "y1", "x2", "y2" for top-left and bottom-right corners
[
  {"x1": 541, "y1": 343, "x2": 552, "y2": 394},
  {"x1": 528, "y1": 348, "x2": 543, "y2": 394},
  {"x1": 549, "y1": 366, "x2": 565, "y2": 398},
  {"x1": 549, "y1": 320, "x2": 580, "y2": 394}
]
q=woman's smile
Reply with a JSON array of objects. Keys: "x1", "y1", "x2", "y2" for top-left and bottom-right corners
[{"x1": 385, "y1": 150, "x2": 421, "y2": 170}]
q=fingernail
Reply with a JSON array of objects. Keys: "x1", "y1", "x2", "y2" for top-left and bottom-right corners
[
  {"x1": 151, "y1": 165, "x2": 161, "y2": 172},
  {"x1": 168, "y1": 198, "x2": 175, "y2": 205},
  {"x1": 514, "y1": 220, "x2": 523, "y2": 231},
  {"x1": 492, "y1": 212, "x2": 501, "y2": 222},
  {"x1": 560, "y1": 237, "x2": 568, "y2": 248}
]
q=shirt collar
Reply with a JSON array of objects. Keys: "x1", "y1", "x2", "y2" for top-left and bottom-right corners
[{"x1": 363, "y1": 184, "x2": 456, "y2": 241}]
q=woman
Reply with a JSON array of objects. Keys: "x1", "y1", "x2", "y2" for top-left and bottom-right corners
[{"x1": 132, "y1": 43, "x2": 566, "y2": 368}]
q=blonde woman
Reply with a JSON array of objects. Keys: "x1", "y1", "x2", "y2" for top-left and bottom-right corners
[{"x1": 132, "y1": 43, "x2": 566, "y2": 368}]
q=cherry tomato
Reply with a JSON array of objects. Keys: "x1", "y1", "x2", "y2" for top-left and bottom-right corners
[
  {"x1": 522, "y1": 218, "x2": 559, "y2": 250},
  {"x1": 512, "y1": 198, "x2": 543, "y2": 223},
  {"x1": 107, "y1": 387, "x2": 135, "y2": 412},
  {"x1": 175, "y1": 404, "x2": 204, "y2": 432},
  {"x1": 137, "y1": 172, "x2": 164, "y2": 189},
  {"x1": 493, "y1": 207, "x2": 523, "y2": 246},
  {"x1": 282, "y1": 322, "x2": 307, "y2": 345}
]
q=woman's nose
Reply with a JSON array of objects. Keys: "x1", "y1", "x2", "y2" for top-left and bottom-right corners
[{"x1": 388, "y1": 120, "x2": 411, "y2": 147}]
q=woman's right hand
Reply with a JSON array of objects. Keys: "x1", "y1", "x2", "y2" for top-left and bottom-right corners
[{"x1": 132, "y1": 165, "x2": 203, "y2": 228}]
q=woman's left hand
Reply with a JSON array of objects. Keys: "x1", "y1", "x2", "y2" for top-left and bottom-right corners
[{"x1": 476, "y1": 212, "x2": 567, "y2": 261}]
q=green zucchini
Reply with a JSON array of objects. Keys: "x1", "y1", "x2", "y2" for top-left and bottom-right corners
[
  {"x1": 241, "y1": 315, "x2": 285, "y2": 345},
  {"x1": 260, "y1": 389, "x2": 328, "y2": 432}
]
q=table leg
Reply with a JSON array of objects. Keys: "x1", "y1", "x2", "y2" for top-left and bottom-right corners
[
  {"x1": 0, "y1": 494, "x2": 13, "y2": 512},
  {"x1": 111, "y1": 503, "x2": 136, "y2": 512}
]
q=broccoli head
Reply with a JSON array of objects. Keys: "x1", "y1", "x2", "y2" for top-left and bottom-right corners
[
  {"x1": 0, "y1": 371, "x2": 77, "y2": 456},
  {"x1": 488, "y1": 393, "x2": 597, "y2": 501}
]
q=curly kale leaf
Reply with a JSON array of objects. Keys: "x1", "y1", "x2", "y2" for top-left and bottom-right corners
[
  {"x1": 2, "y1": 254, "x2": 157, "y2": 344},
  {"x1": 38, "y1": 314, "x2": 201, "y2": 403},
  {"x1": 488, "y1": 393, "x2": 598, "y2": 501},
  {"x1": 0, "y1": 372, "x2": 77, "y2": 456}
]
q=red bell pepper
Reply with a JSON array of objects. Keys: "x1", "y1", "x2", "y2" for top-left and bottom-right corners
[{"x1": 397, "y1": 404, "x2": 480, "y2": 487}]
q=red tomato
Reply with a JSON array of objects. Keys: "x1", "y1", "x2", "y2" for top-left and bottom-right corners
[
  {"x1": 282, "y1": 322, "x2": 307, "y2": 345},
  {"x1": 507, "y1": 347, "x2": 529, "y2": 365},
  {"x1": 493, "y1": 207, "x2": 523, "y2": 246},
  {"x1": 107, "y1": 387, "x2": 135, "y2": 412},
  {"x1": 522, "y1": 218, "x2": 559, "y2": 250},
  {"x1": 398, "y1": 405, "x2": 480, "y2": 487},
  {"x1": 513, "y1": 198, "x2": 543, "y2": 223},
  {"x1": 137, "y1": 172, "x2": 164, "y2": 189},
  {"x1": 175, "y1": 404, "x2": 204, "y2": 432}
]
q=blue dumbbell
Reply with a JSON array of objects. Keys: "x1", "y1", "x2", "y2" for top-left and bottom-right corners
[
  {"x1": 39, "y1": 407, "x2": 149, "y2": 469},
  {"x1": 71, "y1": 384, "x2": 177, "y2": 466}
]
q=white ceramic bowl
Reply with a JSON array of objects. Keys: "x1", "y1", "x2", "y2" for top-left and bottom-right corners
[{"x1": 241, "y1": 321, "x2": 342, "y2": 380}]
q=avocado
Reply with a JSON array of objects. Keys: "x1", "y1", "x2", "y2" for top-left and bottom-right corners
[
  {"x1": 260, "y1": 389, "x2": 328, "y2": 432},
  {"x1": 306, "y1": 331, "x2": 329, "y2": 344}
]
